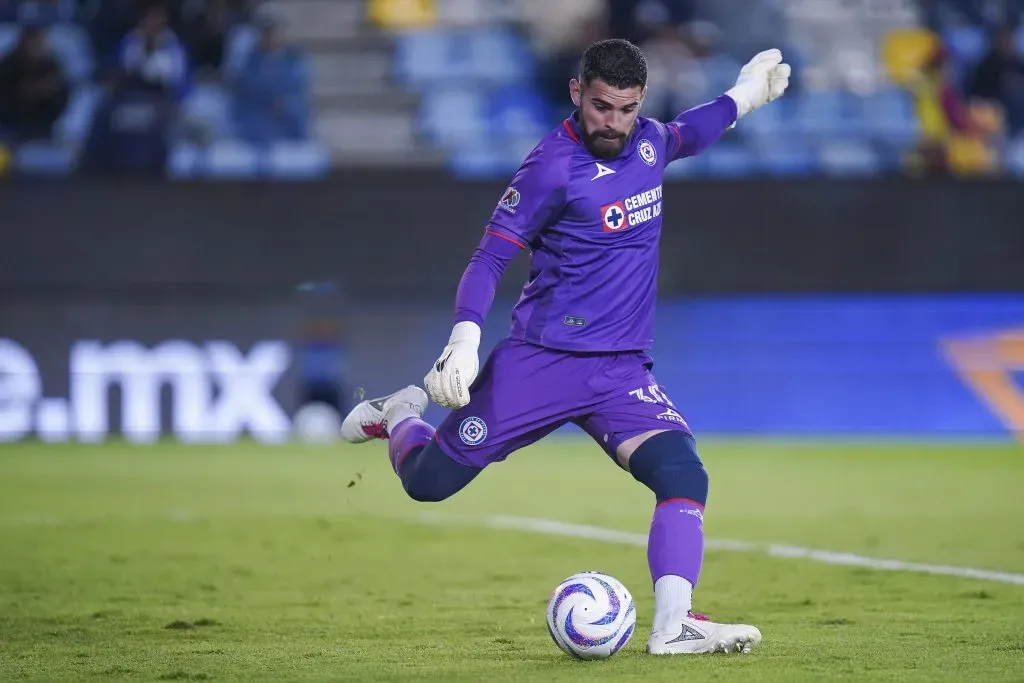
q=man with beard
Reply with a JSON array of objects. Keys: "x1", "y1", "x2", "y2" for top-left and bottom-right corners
[{"x1": 339, "y1": 38, "x2": 789, "y2": 655}]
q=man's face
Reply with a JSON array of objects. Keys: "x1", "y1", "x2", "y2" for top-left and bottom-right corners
[
  {"x1": 21, "y1": 29, "x2": 46, "y2": 60},
  {"x1": 259, "y1": 24, "x2": 284, "y2": 52},
  {"x1": 141, "y1": 7, "x2": 167, "y2": 40},
  {"x1": 570, "y1": 78, "x2": 645, "y2": 159}
]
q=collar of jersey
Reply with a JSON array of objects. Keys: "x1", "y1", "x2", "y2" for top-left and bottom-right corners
[{"x1": 563, "y1": 110, "x2": 640, "y2": 161}]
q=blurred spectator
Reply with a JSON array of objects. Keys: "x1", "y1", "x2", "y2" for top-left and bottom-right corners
[
  {"x1": 0, "y1": 25, "x2": 70, "y2": 142},
  {"x1": 967, "y1": 25, "x2": 1024, "y2": 135},
  {"x1": 84, "y1": 0, "x2": 141, "y2": 73},
  {"x1": 905, "y1": 45, "x2": 1004, "y2": 175},
  {"x1": 517, "y1": 0, "x2": 607, "y2": 121},
  {"x1": 115, "y1": 2, "x2": 187, "y2": 97},
  {"x1": 79, "y1": 3, "x2": 186, "y2": 174},
  {"x1": 231, "y1": 11, "x2": 310, "y2": 145},
  {"x1": 182, "y1": 0, "x2": 234, "y2": 75}
]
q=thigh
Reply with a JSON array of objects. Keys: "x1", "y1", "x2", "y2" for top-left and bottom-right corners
[
  {"x1": 435, "y1": 339, "x2": 594, "y2": 467},
  {"x1": 577, "y1": 352, "x2": 692, "y2": 459}
]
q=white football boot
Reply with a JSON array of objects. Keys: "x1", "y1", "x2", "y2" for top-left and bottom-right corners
[
  {"x1": 340, "y1": 385, "x2": 428, "y2": 443},
  {"x1": 647, "y1": 611, "x2": 762, "y2": 655}
]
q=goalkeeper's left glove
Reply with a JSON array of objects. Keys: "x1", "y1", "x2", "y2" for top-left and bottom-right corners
[
  {"x1": 725, "y1": 48, "x2": 791, "y2": 119},
  {"x1": 423, "y1": 321, "x2": 481, "y2": 409}
]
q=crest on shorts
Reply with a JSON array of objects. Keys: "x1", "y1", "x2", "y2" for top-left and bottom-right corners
[
  {"x1": 459, "y1": 416, "x2": 488, "y2": 446},
  {"x1": 637, "y1": 138, "x2": 657, "y2": 166}
]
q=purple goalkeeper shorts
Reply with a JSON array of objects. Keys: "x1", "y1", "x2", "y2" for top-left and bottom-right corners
[{"x1": 435, "y1": 338, "x2": 692, "y2": 468}]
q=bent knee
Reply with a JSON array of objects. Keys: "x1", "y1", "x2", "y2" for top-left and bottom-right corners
[
  {"x1": 403, "y1": 478, "x2": 453, "y2": 503},
  {"x1": 627, "y1": 431, "x2": 709, "y2": 505}
]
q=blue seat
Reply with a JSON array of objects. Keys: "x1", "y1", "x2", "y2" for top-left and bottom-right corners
[
  {"x1": 486, "y1": 87, "x2": 549, "y2": 139},
  {"x1": 167, "y1": 143, "x2": 203, "y2": 178},
  {"x1": 448, "y1": 144, "x2": 519, "y2": 178},
  {"x1": 739, "y1": 95, "x2": 785, "y2": 141},
  {"x1": 420, "y1": 87, "x2": 487, "y2": 147},
  {"x1": 818, "y1": 139, "x2": 882, "y2": 175},
  {"x1": 755, "y1": 137, "x2": 820, "y2": 175},
  {"x1": 703, "y1": 143, "x2": 755, "y2": 177},
  {"x1": 395, "y1": 27, "x2": 531, "y2": 86},
  {"x1": 461, "y1": 27, "x2": 531, "y2": 83},
  {"x1": 700, "y1": 55, "x2": 744, "y2": 95},
  {"x1": 857, "y1": 88, "x2": 919, "y2": 147},
  {"x1": 793, "y1": 90, "x2": 854, "y2": 138},
  {"x1": 181, "y1": 82, "x2": 233, "y2": 141},
  {"x1": 204, "y1": 140, "x2": 260, "y2": 178},
  {"x1": 393, "y1": 29, "x2": 453, "y2": 86},
  {"x1": 15, "y1": 141, "x2": 74, "y2": 174},
  {"x1": 265, "y1": 140, "x2": 330, "y2": 179}
]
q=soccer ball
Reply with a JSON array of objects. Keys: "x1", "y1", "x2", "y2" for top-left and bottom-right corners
[{"x1": 545, "y1": 571, "x2": 636, "y2": 660}]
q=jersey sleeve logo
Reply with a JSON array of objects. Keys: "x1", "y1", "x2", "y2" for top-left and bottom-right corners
[
  {"x1": 637, "y1": 138, "x2": 657, "y2": 166},
  {"x1": 600, "y1": 201, "x2": 628, "y2": 232},
  {"x1": 498, "y1": 187, "x2": 521, "y2": 214}
]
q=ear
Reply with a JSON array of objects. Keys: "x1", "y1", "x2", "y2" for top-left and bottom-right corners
[
  {"x1": 639, "y1": 85, "x2": 648, "y2": 110},
  {"x1": 570, "y1": 79, "x2": 582, "y2": 108}
]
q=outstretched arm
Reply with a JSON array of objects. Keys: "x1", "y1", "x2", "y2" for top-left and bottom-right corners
[
  {"x1": 664, "y1": 95, "x2": 739, "y2": 160},
  {"x1": 664, "y1": 49, "x2": 791, "y2": 161}
]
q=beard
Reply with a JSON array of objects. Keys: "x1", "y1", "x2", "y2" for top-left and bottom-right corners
[{"x1": 582, "y1": 127, "x2": 629, "y2": 159}]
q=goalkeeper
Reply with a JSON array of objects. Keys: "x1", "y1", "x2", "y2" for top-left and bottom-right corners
[{"x1": 341, "y1": 39, "x2": 789, "y2": 655}]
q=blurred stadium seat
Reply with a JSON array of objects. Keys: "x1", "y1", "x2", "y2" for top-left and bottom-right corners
[
  {"x1": 14, "y1": 140, "x2": 73, "y2": 173},
  {"x1": 266, "y1": 140, "x2": 331, "y2": 178},
  {"x1": 205, "y1": 139, "x2": 261, "y2": 178}
]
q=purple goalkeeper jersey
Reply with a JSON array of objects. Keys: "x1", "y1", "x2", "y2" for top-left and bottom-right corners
[
  {"x1": 453, "y1": 96, "x2": 738, "y2": 353},
  {"x1": 482, "y1": 96, "x2": 737, "y2": 352}
]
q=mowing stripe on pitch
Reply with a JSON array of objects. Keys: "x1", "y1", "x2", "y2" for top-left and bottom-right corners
[{"x1": 417, "y1": 512, "x2": 1024, "y2": 586}]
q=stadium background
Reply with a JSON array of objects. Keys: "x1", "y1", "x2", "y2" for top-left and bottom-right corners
[{"x1": 1, "y1": 0, "x2": 1023, "y2": 444}]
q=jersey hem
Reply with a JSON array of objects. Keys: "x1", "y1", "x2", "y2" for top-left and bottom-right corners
[{"x1": 506, "y1": 331, "x2": 652, "y2": 354}]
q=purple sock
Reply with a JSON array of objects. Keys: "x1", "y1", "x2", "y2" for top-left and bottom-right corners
[
  {"x1": 647, "y1": 498, "x2": 705, "y2": 587},
  {"x1": 386, "y1": 417, "x2": 434, "y2": 474}
]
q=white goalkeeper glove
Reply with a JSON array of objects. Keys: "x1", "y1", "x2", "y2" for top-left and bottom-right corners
[
  {"x1": 423, "y1": 321, "x2": 481, "y2": 409},
  {"x1": 725, "y1": 48, "x2": 791, "y2": 119}
]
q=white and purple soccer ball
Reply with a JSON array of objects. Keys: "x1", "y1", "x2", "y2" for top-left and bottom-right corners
[{"x1": 545, "y1": 571, "x2": 636, "y2": 660}]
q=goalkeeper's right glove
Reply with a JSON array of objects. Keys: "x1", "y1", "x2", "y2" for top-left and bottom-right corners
[
  {"x1": 423, "y1": 321, "x2": 481, "y2": 409},
  {"x1": 724, "y1": 48, "x2": 791, "y2": 119}
]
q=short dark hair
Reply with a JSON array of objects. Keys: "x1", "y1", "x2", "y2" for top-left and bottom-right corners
[{"x1": 579, "y1": 39, "x2": 647, "y2": 90}]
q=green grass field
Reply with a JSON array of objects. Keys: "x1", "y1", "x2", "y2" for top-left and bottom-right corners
[{"x1": 1, "y1": 439, "x2": 1022, "y2": 682}]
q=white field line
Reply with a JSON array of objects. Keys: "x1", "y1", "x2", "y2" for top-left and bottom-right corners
[
  {"x1": 417, "y1": 512, "x2": 1024, "y2": 587},
  {"x1": 5, "y1": 510, "x2": 1023, "y2": 586}
]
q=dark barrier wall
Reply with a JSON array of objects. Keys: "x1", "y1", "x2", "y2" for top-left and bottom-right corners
[
  {"x1": 3, "y1": 175, "x2": 1024, "y2": 298},
  {"x1": 2, "y1": 178, "x2": 1022, "y2": 443}
]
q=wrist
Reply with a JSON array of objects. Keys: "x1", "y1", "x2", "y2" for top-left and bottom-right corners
[
  {"x1": 723, "y1": 89, "x2": 751, "y2": 119},
  {"x1": 449, "y1": 321, "x2": 481, "y2": 347}
]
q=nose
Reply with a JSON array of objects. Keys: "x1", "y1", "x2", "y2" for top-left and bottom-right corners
[{"x1": 605, "y1": 110, "x2": 626, "y2": 130}]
